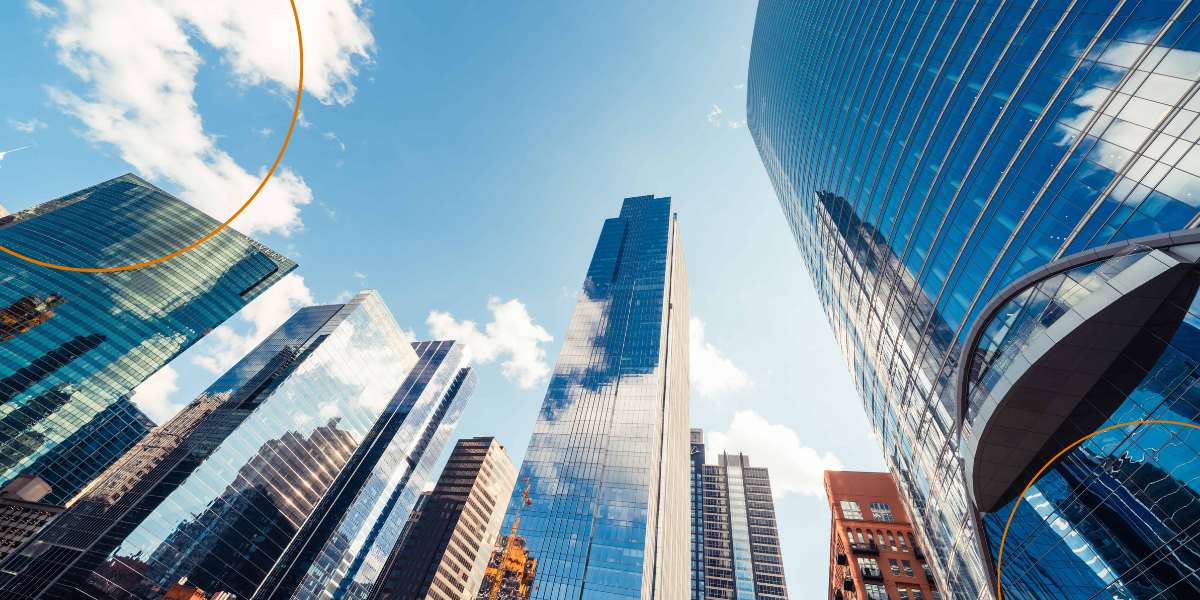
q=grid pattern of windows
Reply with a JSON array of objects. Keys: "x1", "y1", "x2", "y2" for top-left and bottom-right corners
[
  {"x1": 0, "y1": 174, "x2": 295, "y2": 503},
  {"x1": 841, "y1": 501, "x2": 864, "y2": 520},
  {"x1": 690, "y1": 430, "x2": 706, "y2": 600},
  {"x1": 501, "y1": 196, "x2": 690, "y2": 599},
  {"x1": 701, "y1": 455, "x2": 789, "y2": 600},
  {"x1": 748, "y1": 0, "x2": 1200, "y2": 598},
  {"x1": 369, "y1": 437, "x2": 517, "y2": 600},
  {"x1": 0, "y1": 292, "x2": 419, "y2": 600}
]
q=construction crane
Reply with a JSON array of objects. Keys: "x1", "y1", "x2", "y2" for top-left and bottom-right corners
[{"x1": 477, "y1": 477, "x2": 539, "y2": 600}]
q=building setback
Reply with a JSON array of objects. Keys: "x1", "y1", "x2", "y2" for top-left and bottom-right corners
[
  {"x1": 369, "y1": 437, "x2": 517, "y2": 600},
  {"x1": 255, "y1": 341, "x2": 476, "y2": 600},
  {"x1": 0, "y1": 476, "x2": 64, "y2": 564},
  {"x1": 503, "y1": 195, "x2": 690, "y2": 599},
  {"x1": 0, "y1": 291, "x2": 428, "y2": 600},
  {"x1": 699, "y1": 452, "x2": 788, "y2": 600},
  {"x1": 0, "y1": 174, "x2": 295, "y2": 502},
  {"x1": 825, "y1": 471, "x2": 938, "y2": 600},
  {"x1": 748, "y1": 0, "x2": 1200, "y2": 596}
]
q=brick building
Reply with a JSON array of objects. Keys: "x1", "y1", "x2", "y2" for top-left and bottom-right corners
[{"x1": 825, "y1": 471, "x2": 940, "y2": 600}]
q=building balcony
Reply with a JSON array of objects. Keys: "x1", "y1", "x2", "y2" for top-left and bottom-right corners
[
  {"x1": 849, "y1": 544, "x2": 879, "y2": 555},
  {"x1": 836, "y1": 553, "x2": 848, "y2": 566},
  {"x1": 860, "y1": 570, "x2": 884, "y2": 582},
  {"x1": 842, "y1": 578, "x2": 855, "y2": 591}
]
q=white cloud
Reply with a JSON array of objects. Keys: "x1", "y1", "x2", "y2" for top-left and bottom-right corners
[
  {"x1": 42, "y1": 0, "x2": 374, "y2": 235},
  {"x1": 27, "y1": 0, "x2": 56, "y2": 18},
  {"x1": 0, "y1": 147, "x2": 28, "y2": 169},
  {"x1": 729, "y1": 119, "x2": 746, "y2": 129},
  {"x1": 353, "y1": 270, "x2": 365, "y2": 279},
  {"x1": 192, "y1": 273, "x2": 315, "y2": 374},
  {"x1": 708, "y1": 410, "x2": 843, "y2": 498},
  {"x1": 734, "y1": 84, "x2": 744, "y2": 90},
  {"x1": 427, "y1": 297, "x2": 553, "y2": 389},
  {"x1": 253, "y1": 126, "x2": 273, "y2": 136},
  {"x1": 707, "y1": 105, "x2": 722, "y2": 126},
  {"x1": 131, "y1": 365, "x2": 181, "y2": 424},
  {"x1": 690, "y1": 317, "x2": 751, "y2": 397},
  {"x1": 296, "y1": 110, "x2": 312, "y2": 128},
  {"x1": 9, "y1": 118, "x2": 47, "y2": 133},
  {"x1": 333, "y1": 289, "x2": 353, "y2": 304},
  {"x1": 560, "y1": 286, "x2": 578, "y2": 300}
]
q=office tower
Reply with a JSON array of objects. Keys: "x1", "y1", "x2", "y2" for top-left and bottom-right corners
[
  {"x1": 748, "y1": 0, "x2": 1200, "y2": 597},
  {"x1": 17, "y1": 393, "x2": 156, "y2": 506},
  {"x1": 256, "y1": 342, "x2": 476, "y2": 600},
  {"x1": 0, "y1": 291, "x2": 422, "y2": 600},
  {"x1": 504, "y1": 195, "x2": 690, "y2": 599},
  {"x1": 369, "y1": 437, "x2": 517, "y2": 600},
  {"x1": 699, "y1": 453, "x2": 788, "y2": 600},
  {"x1": 0, "y1": 476, "x2": 65, "y2": 563},
  {"x1": 825, "y1": 471, "x2": 938, "y2": 600},
  {"x1": 689, "y1": 429, "x2": 705, "y2": 600},
  {"x1": 0, "y1": 174, "x2": 295, "y2": 502}
]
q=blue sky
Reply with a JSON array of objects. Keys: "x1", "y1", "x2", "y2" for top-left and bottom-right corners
[{"x1": 0, "y1": 0, "x2": 886, "y2": 593}]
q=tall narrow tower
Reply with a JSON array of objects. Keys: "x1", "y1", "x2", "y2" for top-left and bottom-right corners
[{"x1": 504, "y1": 195, "x2": 690, "y2": 599}]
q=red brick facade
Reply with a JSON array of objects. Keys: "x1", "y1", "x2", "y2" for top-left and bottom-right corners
[{"x1": 825, "y1": 471, "x2": 940, "y2": 600}]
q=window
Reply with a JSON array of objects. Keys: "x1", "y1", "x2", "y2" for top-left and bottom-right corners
[
  {"x1": 932, "y1": 592, "x2": 943, "y2": 600},
  {"x1": 902, "y1": 560, "x2": 915, "y2": 578},
  {"x1": 841, "y1": 500, "x2": 863, "y2": 519},
  {"x1": 889, "y1": 558, "x2": 901, "y2": 576},
  {"x1": 864, "y1": 583, "x2": 889, "y2": 600},
  {"x1": 870, "y1": 502, "x2": 895, "y2": 521},
  {"x1": 898, "y1": 588, "x2": 910, "y2": 600},
  {"x1": 857, "y1": 529, "x2": 867, "y2": 547},
  {"x1": 887, "y1": 531, "x2": 898, "y2": 551},
  {"x1": 922, "y1": 563, "x2": 933, "y2": 579},
  {"x1": 857, "y1": 557, "x2": 881, "y2": 578},
  {"x1": 911, "y1": 590, "x2": 925, "y2": 600},
  {"x1": 876, "y1": 531, "x2": 887, "y2": 549},
  {"x1": 908, "y1": 533, "x2": 919, "y2": 553},
  {"x1": 898, "y1": 534, "x2": 909, "y2": 552}
]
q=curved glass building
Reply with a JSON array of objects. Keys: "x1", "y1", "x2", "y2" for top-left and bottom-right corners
[{"x1": 749, "y1": 0, "x2": 1200, "y2": 598}]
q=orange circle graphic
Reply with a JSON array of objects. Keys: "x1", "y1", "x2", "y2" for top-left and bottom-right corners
[
  {"x1": 0, "y1": 0, "x2": 304, "y2": 273},
  {"x1": 995, "y1": 419, "x2": 1200, "y2": 600}
]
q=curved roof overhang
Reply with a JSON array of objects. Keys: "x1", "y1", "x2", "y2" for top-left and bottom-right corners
[{"x1": 956, "y1": 230, "x2": 1200, "y2": 513}]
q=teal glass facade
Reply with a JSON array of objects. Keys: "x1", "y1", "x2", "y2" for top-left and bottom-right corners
[
  {"x1": 504, "y1": 196, "x2": 691, "y2": 600},
  {"x1": 748, "y1": 0, "x2": 1200, "y2": 598},
  {"x1": 0, "y1": 291, "x2": 419, "y2": 600},
  {"x1": 0, "y1": 173, "x2": 295, "y2": 502}
]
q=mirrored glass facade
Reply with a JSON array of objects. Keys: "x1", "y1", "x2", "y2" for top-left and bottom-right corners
[
  {"x1": 0, "y1": 174, "x2": 296, "y2": 501},
  {"x1": 0, "y1": 290, "x2": 418, "y2": 600},
  {"x1": 698, "y1": 453, "x2": 788, "y2": 600},
  {"x1": 258, "y1": 341, "x2": 476, "y2": 600},
  {"x1": 748, "y1": 0, "x2": 1200, "y2": 598},
  {"x1": 505, "y1": 195, "x2": 690, "y2": 600}
]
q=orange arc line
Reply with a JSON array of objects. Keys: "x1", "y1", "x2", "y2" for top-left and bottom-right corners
[
  {"x1": 0, "y1": 0, "x2": 304, "y2": 273},
  {"x1": 995, "y1": 419, "x2": 1200, "y2": 600}
]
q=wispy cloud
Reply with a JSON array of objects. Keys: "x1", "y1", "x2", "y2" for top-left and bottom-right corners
[
  {"x1": 333, "y1": 289, "x2": 353, "y2": 303},
  {"x1": 707, "y1": 105, "x2": 722, "y2": 126},
  {"x1": 353, "y1": 270, "x2": 366, "y2": 279},
  {"x1": 690, "y1": 317, "x2": 751, "y2": 398},
  {"x1": 252, "y1": 126, "x2": 273, "y2": 136},
  {"x1": 0, "y1": 147, "x2": 28, "y2": 169},
  {"x1": 8, "y1": 118, "x2": 46, "y2": 133},
  {"x1": 42, "y1": 0, "x2": 374, "y2": 235},
  {"x1": 428, "y1": 297, "x2": 554, "y2": 389},
  {"x1": 729, "y1": 119, "x2": 746, "y2": 129},
  {"x1": 297, "y1": 110, "x2": 312, "y2": 129},
  {"x1": 560, "y1": 286, "x2": 579, "y2": 300},
  {"x1": 319, "y1": 201, "x2": 337, "y2": 219},
  {"x1": 707, "y1": 410, "x2": 843, "y2": 498},
  {"x1": 734, "y1": 84, "x2": 744, "y2": 90},
  {"x1": 323, "y1": 131, "x2": 345, "y2": 150},
  {"x1": 27, "y1": 0, "x2": 56, "y2": 19}
]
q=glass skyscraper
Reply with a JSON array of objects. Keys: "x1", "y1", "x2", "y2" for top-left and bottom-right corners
[
  {"x1": 690, "y1": 429, "x2": 705, "y2": 600},
  {"x1": 749, "y1": 0, "x2": 1200, "y2": 598},
  {"x1": 698, "y1": 453, "x2": 788, "y2": 600},
  {"x1": 0, "y1": 291, "x2": 439, "y2": 600},
  {"x1": 503, "y1": 195, "x2": 690, "y2": 600},
  {"x1": 0, "y1": 173, "x2": 295, "y2": 502},
  {"x1": 257, "y1": 341, "x2": 476, "y2": 600}
]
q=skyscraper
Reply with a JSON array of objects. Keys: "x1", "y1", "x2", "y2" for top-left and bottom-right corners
[
  {"x1": 689, "y1": 429, "x2": 705, "y2": 600},
  {"x1": 0, "y1": 174, "x2": 295, "y2": 501},
  {"x1": 749, "y1": 0, "x2": 1200, "y2": 597},
  {"x1": 369, "y1": 436, "x2": 517, "y2": 600},
  {"x1": 257, "y1": 342, "x2": 477, "y2": 600},
  {"x1": 503, "y1": 195, "x2": 690, "y2": 599},
  {"x1": 825, "y1": 471, "x2": 937, "y2": 600},
  {"x1": 698, "y1": 453, "x2": 788, "y2": 600},
  {"x1": 0, "y1": 291, "x2": 423, "y2": 600}
]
